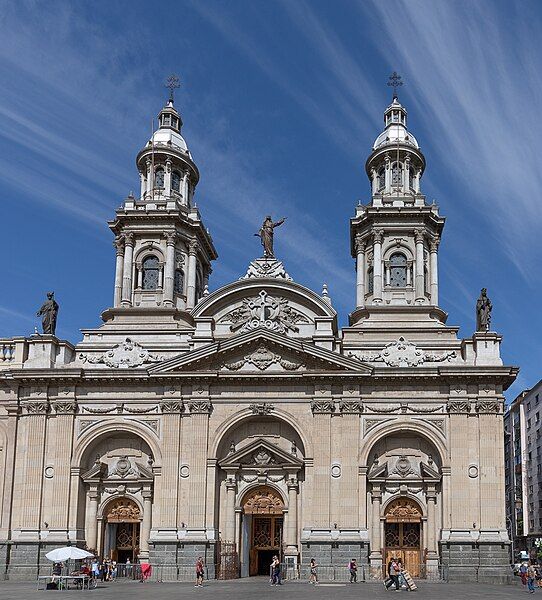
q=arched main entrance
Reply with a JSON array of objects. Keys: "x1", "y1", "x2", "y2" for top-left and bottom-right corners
[
  {"x1": 384, "y1": 497, "x2": 423, "y2": 577},
  {"x1": 242, "y1": 487, "x2": 284, "y2": 576},
  {"x1": 102, "y1": 498, "x2": 141, "y2": 562}
]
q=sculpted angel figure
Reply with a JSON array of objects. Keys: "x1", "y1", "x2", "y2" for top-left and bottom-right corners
[
  {"x1": 476, "y1": 287, "x2": 492, "y2": 332},
  {"x1": 36, "y1": 291, "x2": 59, "y2": 335},
  {"x1": 255, "y1": 216, "x2": 286, "y2": 258}
]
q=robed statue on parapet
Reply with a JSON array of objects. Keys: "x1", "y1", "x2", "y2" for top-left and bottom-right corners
[
  {"x1": 37, "y1": 291, "x2": 59, "y2": 336},
  {"x1": 255, "y1": 216, "x2": 286, "y2": 258},
  {"x1": 476, "y1": 287, "x2": 492, "y2": 332}
]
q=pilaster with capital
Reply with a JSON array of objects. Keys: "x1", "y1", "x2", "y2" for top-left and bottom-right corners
[
  {"x1": 186, "y1": 239, "x2": 198, "y2": 309},
  {"x1": 163, "y1": 231, "x2": 177, "y2": 307},
  {"x1": 414, "y1": 228, "x2": 425, "y2": 303},
  {"x1": 121, "y1": 232, "x2": 135, "y2": 306},
  {"x1": 311, "y1": 388, "x2": 333, "y2": 527},
  {"x1": 429, "y1": 238, "x2": 439, "y2": 305},
  {"x1": 372, "y1": 229, "x2": 383, "y2": 302},
  {"x1": 164, "y1": 157, "x2": 172, "y2": 198},
  {"x1": 224, "y1": 473, "x2": 237, "y2": 543},
  {"x1": 113, "y1": 236, "x2": 125, "y2": 307},
  {"x1": 285, "y1": 475, "x2": 299, "y2": 554},
  {"x1": 139, "y1": 488, "x2": 153, "y2": 559},
  {"x1": 355, "y1": 235, "x2": 366, "y2": 308}
]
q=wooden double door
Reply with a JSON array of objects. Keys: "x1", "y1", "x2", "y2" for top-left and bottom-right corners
[
  {"x1": 384, "y1": 522, "x2": 422, "y2": 577},
  {"x1": 249, "y1": 516, "x2": 283, "y2": 576}
]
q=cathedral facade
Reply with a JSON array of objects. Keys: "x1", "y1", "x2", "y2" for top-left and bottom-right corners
[{"x1": 0, "y1": 89, "x2": 517, "y2": 582}]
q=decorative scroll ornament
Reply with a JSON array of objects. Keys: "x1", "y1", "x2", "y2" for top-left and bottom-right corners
[
  {"x1": 251, "y1": 449, "x2": 276, "y2": 466},
  {"x1": 224, "y1": 345, "x2": 302, "y2": 372},
  {"x1": 339, "y1": 400, "x2": 363, "y2": 414},
  {"x1": 109, "y1": 456, "x2": 139, "y2": 478},
  {"x1": 123, "y1": 405, "x2": 158, "y2": 414},
  {"x1": 188, "y1": 400, "x2": 212, "y2": 414},
  {"x1": 365, "y1": 404, "x2": 400, "y2": 414},
  {"x1": 80, "y1": 338, "x2": 163, "y2": 369},
  {"x1": 242, "y1": 258, "x2": 292, "y2": 281},
  {"x1": 243, "y1": 487, "x2": 284, "y2": 514},
  {"x1": 385, "y1": 497, "x2": 423, "y2": 522},
  {"x1": 106, "y1": 498, "x2": 141, "y2": 522},
  {"x1": 311, "y1": 400, "x2": 335, "y2": 414},
  {"x1": 249, "y1": 402, "x2": 275, "y2": 416},
  {"x1": 349, "y1": 337, "x2": 456, "y2": 367},
  {"x1": 221, "y1": 290, "x2": 308, "y2": 335},
  {"x1": 160, "y1": 401, "x2": 184, "y2": 414},
  {"x1": 82, "y1": 405, "x2": 118, "y2": 414},
  {"x1": 22, "y1": 401, "x2": 49, "y2": 415},
  {"x1": 52, "y1": 401, "x2": 77, "y2": 414},
  {"x1": 447, "y1": 401, "x2": 471, "y2": 413},
  {"x1": 392, "y1": 456, "x2": 415, "y2": 477},
  {"x1": 476, "y1": 400, "x2": 501, "y2": 414}
]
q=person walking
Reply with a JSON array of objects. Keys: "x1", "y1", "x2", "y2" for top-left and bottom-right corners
[
  {"x1": 528, "y1": 562, "x2": 537, "y2": 594},
  {"x1": 520, "y1": 561, "x2": 529, "y2": 588},
  {"x1": 309, "y1": 558, "x2": 318, "y2": 585},
  {"x1": 349, "y1": 558, "x2": 358, "y2": 583},
  {"x1": 272, "y1": 556, "x2": 282, "y2": 586},
  {"x1": 195, "y1": 556, "x2": 205, "y2": 587},
  {"x1": 385, "y1": 557, "x2": 401, "y2": 591}
]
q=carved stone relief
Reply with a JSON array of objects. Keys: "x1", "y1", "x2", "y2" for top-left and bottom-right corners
[
  {"x1": 349, "y1": 337, "x2": 456, "y2": 367},
  {"x1": 311, "y1": 400, "x2": 335, "y2": 414},
  {"x1": 249, "y1": 402, "x2": 275, "y2": 416},
  {"x1": 339, "y1": 400, "x2": 363, "y2": 414},
  {"x1": 242, "y1": 258, "x2": 292, "y2": 281},
  {"x1": 223, "y1": 345, "x2": 302, "y2": 371},
  {"x1": 80, "y1": 338, "x2": 163, "y2": 369},
  {"x1": 447, "y1": 401, "x2": 471, "y2": 413}
]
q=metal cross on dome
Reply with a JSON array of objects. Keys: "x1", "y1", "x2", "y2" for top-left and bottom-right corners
[
  {"x1": 165, "y1": 74, "x2": 181, "y2": 102},
  {"x1": 387, "y1": 71, "x2": 403, "y2": 99}
]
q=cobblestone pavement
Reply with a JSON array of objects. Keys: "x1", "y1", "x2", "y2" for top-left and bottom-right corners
[{"x1": 0, "y1": 577, "x2": 525, "y2": 599}]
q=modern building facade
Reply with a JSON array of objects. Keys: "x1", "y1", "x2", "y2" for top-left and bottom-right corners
[
  {"x1": 505, "y1": 380, "x2": 542, "y2": 558},
  {"x1": 0, "y1": 88, "x2": 517, "y2": 582}
]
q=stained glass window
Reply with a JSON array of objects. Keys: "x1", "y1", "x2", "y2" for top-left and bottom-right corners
[
  {"x1": 154, "y1": 168, "x2": 165, "y2": 189},
  {"x1": 174, "y1": 268, "x2": 184, "y2": 294},
  {"x1": 391, "y1": 162, "x2": 403, "y2": 186},
  {"x1": 389, "y1": 253, "x2": 407, "y2": 288},
  {"x1": 378, "y1": 167, "x2": 385, "y2": 190},
  {"x1": 142, "y1": 255, "x2": 159, "y2": 290},
  {"x1": 171, "y1": 171, "x2": 181, "y2": 192}
]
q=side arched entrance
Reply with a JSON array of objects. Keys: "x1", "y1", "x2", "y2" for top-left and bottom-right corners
[
  {"x1": 103, "y1": 497, "x2": 141, "y2": 562},
  {"x1": 384, "y1": 498, "x2": 423, "y2": 577}
]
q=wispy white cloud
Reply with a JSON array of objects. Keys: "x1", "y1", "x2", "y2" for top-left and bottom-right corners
[{"x1": 362, "y1": 0, "x2": 542, "y2": 280}]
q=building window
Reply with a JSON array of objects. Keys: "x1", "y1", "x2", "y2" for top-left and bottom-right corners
[
  {"x1": 537, "y1": 413, "x2": 540, "y2": 423},
  {"x1": 536, "y1": 394, "x2": 539, "y2": 404},
  {"x1": 154, "y1": 168, "x2": 165, "y2": 189},
  {"x1": 378, "y1": 167, "x2": 385, "y2": 190},
  {"x1": 389, "y1": 253, "x2": 407, "y2": 287},
  {"x1": 174, "y1": 268, "x2": 184, "y2": 295},
  {"x1": 391, "y1": 162, "x2": 403, "y2": 186},
  {"x1": 409, "y1": 167, "x2": 415, "y2": 190},
  {"x1": 528, "y1": 402, "x2": 531, "y2": 411},
  {"x1": 171, "y1": 171, "x2": 181, "y2": 192},
  {"x1": 142, "y1": 255, "x2": 159, "y2": 290},
  {"x1": 195, "y1": 269, "x2": 203, "y2": 302},
  {"x1": 528, "y1": 419, "x2": 532, "y2": 429},
  {"x1": 368, "y1": 267, "x2": 374, "y2": 294}
]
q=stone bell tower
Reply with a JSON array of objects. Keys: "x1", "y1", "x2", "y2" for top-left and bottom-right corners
[
  {"x1": 105, "y1": 78, "x2": 217, "y2": 327},
  {"x1": 349, "y1": 75, "x2": 445, "y2": 328}
]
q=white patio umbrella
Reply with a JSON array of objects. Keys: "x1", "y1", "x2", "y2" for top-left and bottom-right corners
[{"x1": 45, "y1": 547, "x2": 94, "y2": 562}]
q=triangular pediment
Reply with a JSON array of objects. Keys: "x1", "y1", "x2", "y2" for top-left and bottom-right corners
[
  {"x1": 218, "y1": 437, "x2": 303, "y2": 470},
  {"x1": 148, "y1": 328, "x2": 371, "y2": 374}
]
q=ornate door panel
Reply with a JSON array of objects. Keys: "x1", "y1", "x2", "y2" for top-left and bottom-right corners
[{"x1": 384, "y1": 498, "x2": 423, "y2": 578}]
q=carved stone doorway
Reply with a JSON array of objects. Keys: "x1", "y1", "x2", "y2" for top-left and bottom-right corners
[
  {"x1": 103, "y1": 497, "x2": 141, "y2": 562},
  {"x1": 242, "y1": 487, "x2": 284, "y2": 576},
  {"x1": 384, "y1": 497, "x2": 423, "y2": 577}
]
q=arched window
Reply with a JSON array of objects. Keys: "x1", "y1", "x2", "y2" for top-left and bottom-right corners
[
  {"x1": 154, "y1": 168, "x2": 165, "y2": 189},
  {"x1": 367, "y1": 267, "x2": 374, "y2": 294},
  {"x1": 174, "y1": 268, "x2": 184, "y2": 295},
  {"x1": 171, "y1": 171, "x2": 181, "y2": 192},
  {"x1": 378, "y1": 167, "x2": 385, "y2": 190},
  {"x1": 142, "y1": 255, "x2": 159, "y2": 290},
  {"x1": 391, "y1": 162, "x2": 403, "y2": 186},
  {"x1": 409, "y1": 168, "x2": 415, "y2": 191},
  {"x1": 195, "y1": 270, "x2": 203, "y2": 302},
  {"x1": 389, "y1": 253, "x2": 407, "y2": 288}
]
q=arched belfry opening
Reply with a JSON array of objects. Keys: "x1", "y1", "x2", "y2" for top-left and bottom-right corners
[{"x1": 216, "y1": 415, "x2": 305, "y2": 577}]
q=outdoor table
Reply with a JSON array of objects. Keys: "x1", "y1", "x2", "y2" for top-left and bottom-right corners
[{"x1": 37, "y1": 574, "x2": 91, "y2": 590}]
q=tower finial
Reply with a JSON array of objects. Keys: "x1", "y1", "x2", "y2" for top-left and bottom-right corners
[
  {"x1": 165, "y1": 74, "x2": 181, "y2": 103},
  {"x1": 387, "y1": 71, "x2": 403, "y2": 100}
]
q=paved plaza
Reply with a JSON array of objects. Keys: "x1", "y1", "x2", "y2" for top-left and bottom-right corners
[{"x1": 0, "y1": 578, "x2": 525, "y2": 600}]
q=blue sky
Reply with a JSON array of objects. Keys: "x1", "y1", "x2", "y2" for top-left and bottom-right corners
[{"x1": 0, "y1": 0, "x2": 540, "y2": 400}]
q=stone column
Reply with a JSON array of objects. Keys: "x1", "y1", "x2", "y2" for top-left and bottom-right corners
[
  {"x1": 429, "y1": 239, "x2": 439, "y2": 305},
  {"x1": 371, "y1": 168, "x2": 377, "y2": 195},
  {"x1": 414, "y1": 169, "x2": 421, "y2": 193},
  {"x1": 139, "y1": 489, "x2": 153, "y2": 559},
  {"x1": 85, "y1": 488, "x2": 99, "y2": 551},
  {"x1": 285, "y1": 475, "x2": 298, "y2": 554},
  {"x1": 224, "y1": 474, "x2": 237, "y2": 542},
  {"x1": 136, "y1": 265, "x2": 143, "y2": 289},
  {"x1": 355, "y1": 235, "x2": 366, "y2": 308},
  {"x1": 121, "y1": 232, "x2": 134, "y2": 306},
  {"x1": 183, "y1": 171, "x2": 190, "y2": 206},
  {"x1": 414, "y1": 229, "x2": 425, "y2": 303},
  {"x1": 139, "y1": 172, "x2": 146, "y2": 199},
  {"x1": 163, "y1": 232, "x2": 176, "y2": 307},
  {"x1": 146, "y1": 159, "x2": 152, "y2": 197},
  {"x1": 186, "y1": 240, "x2": 198, "y2": 310},
  {"x1": 384, "y1": 154, "x2": 391, "y2": 193},
  {"x1": 369, "y1": 486, "x2": 382, "y2": 567},
  {"x1": 426, "y1": 487, "x2": 438, "y2": 560},
  {"x1": 372, "y1": 230, "x2": 383, "y2": 302},
  {"x1": 113, "y1": 236, "x2": 125, "y2": 307},
  {"x1": 165, "y1": 158, "x2": 172, "y2": 197}
]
